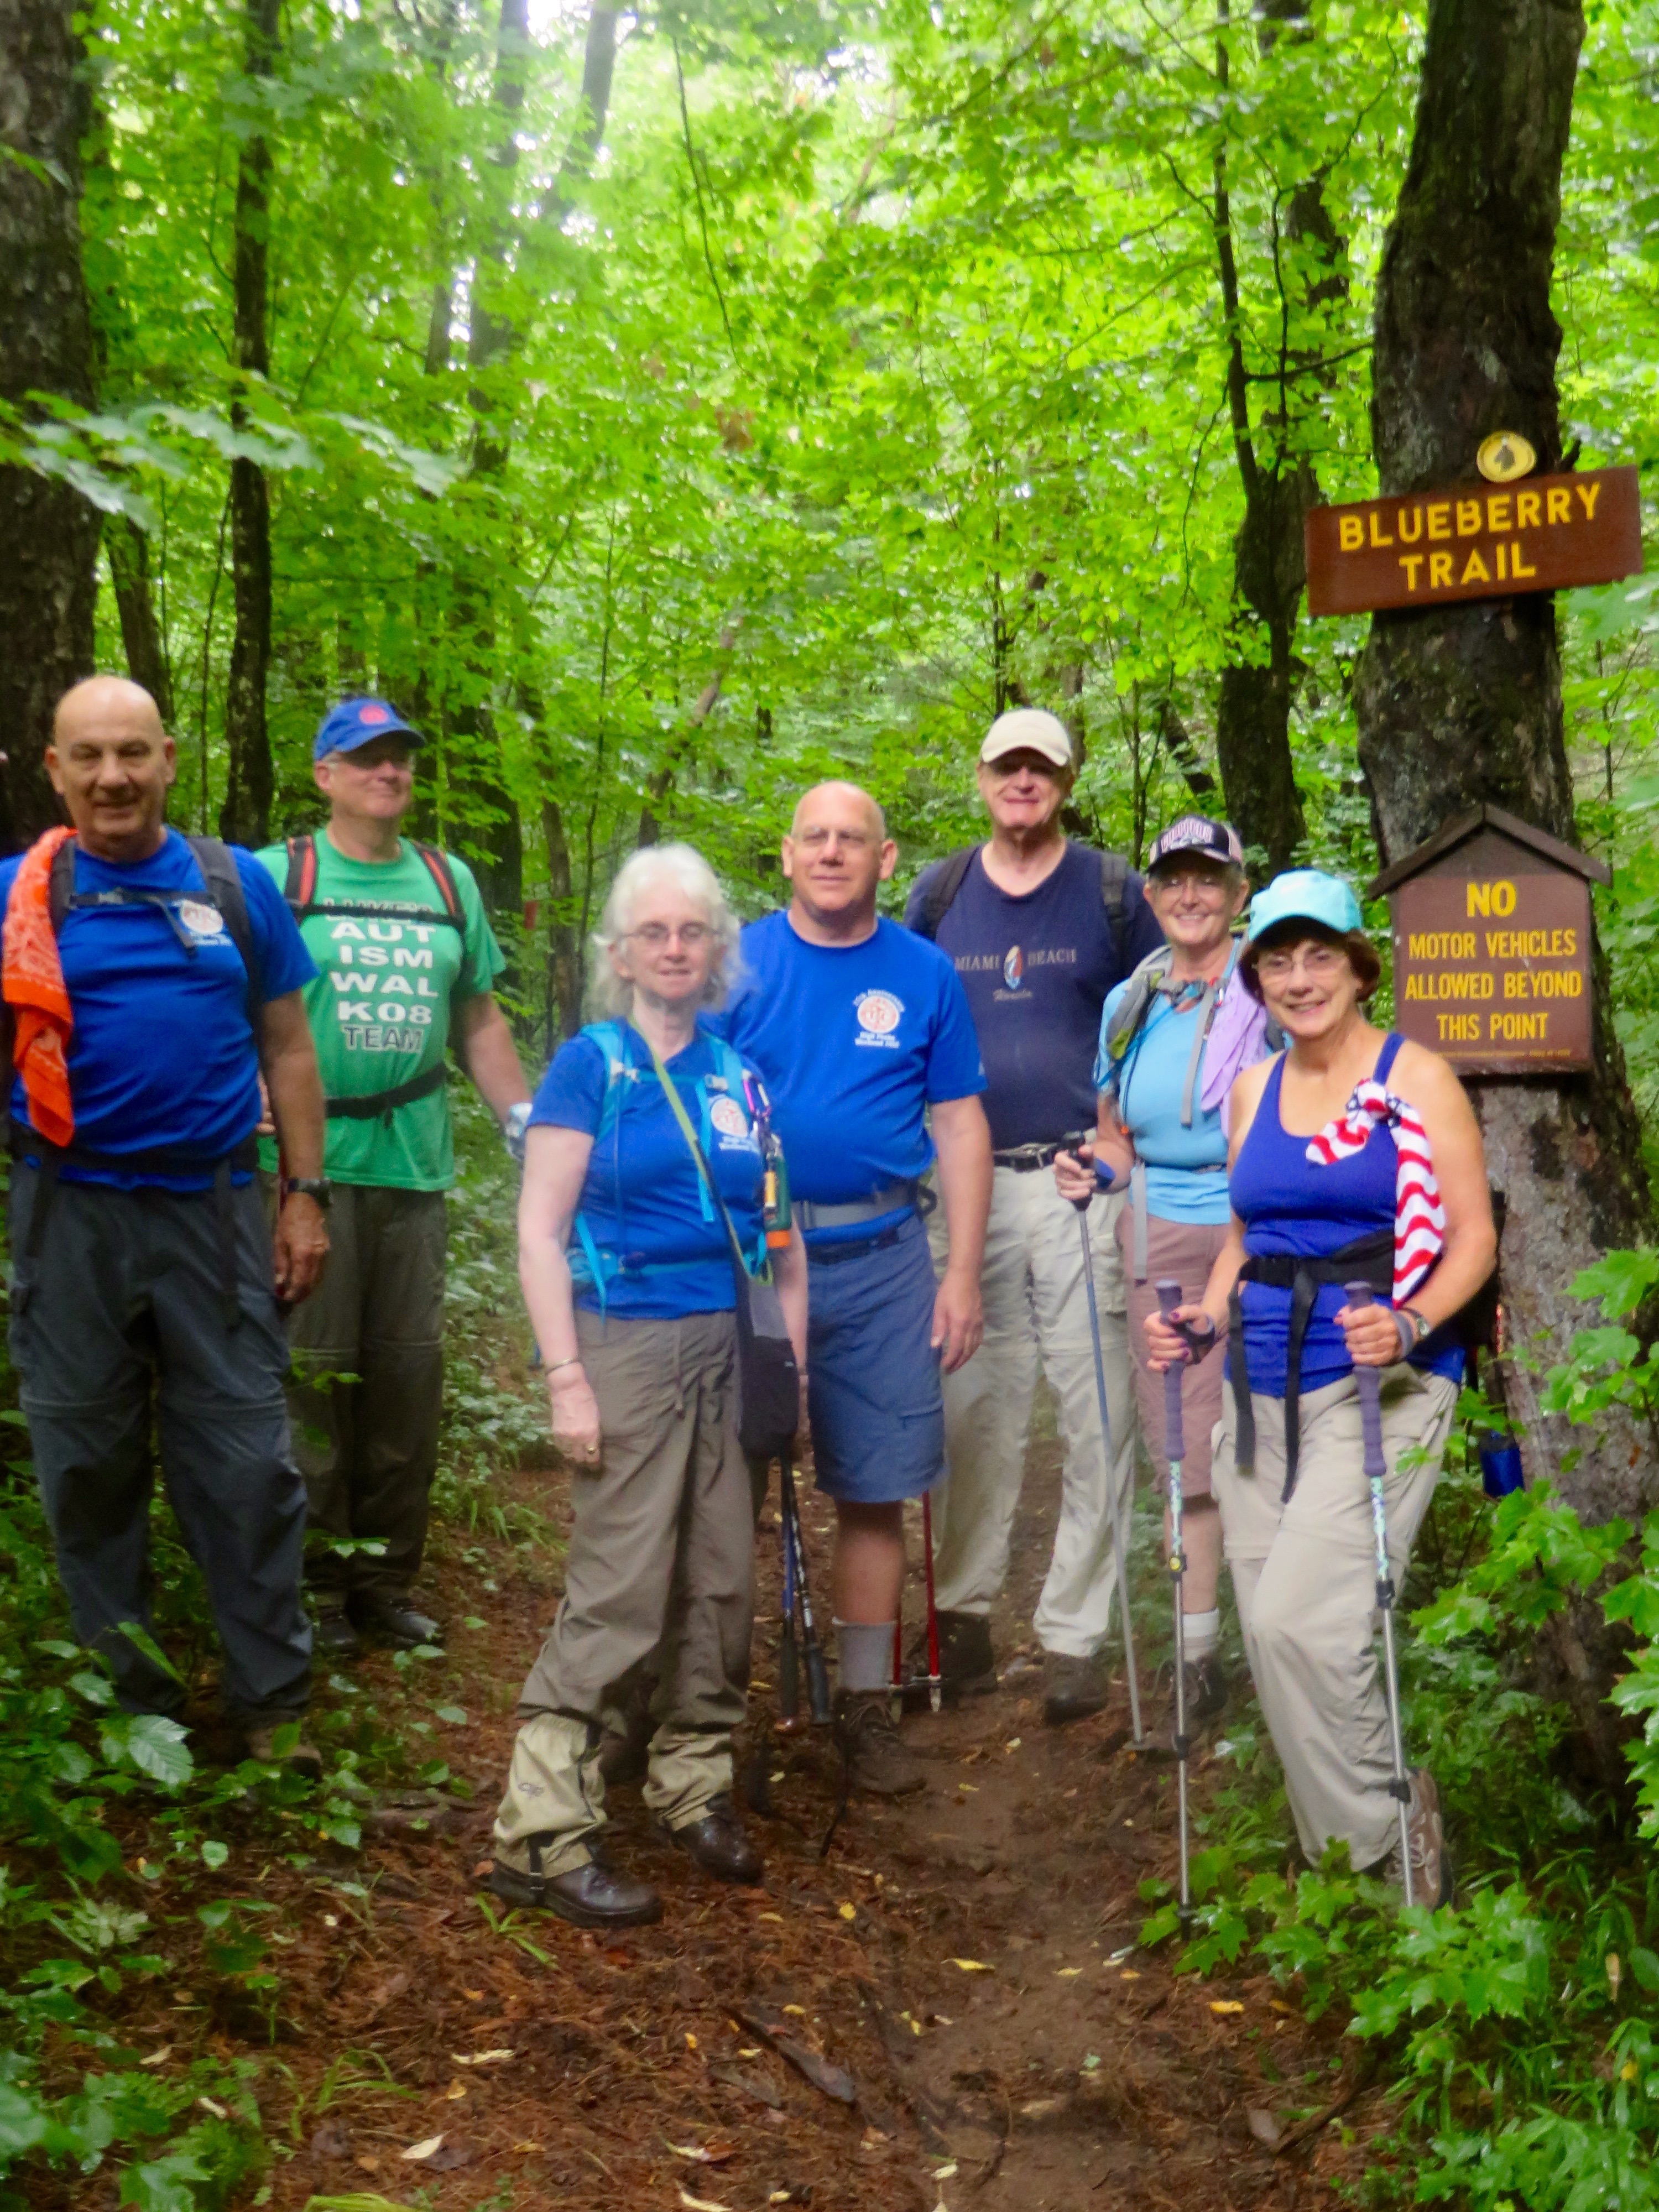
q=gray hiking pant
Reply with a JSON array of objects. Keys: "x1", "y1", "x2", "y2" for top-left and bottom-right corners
[
  {"x1": 273, "y1": 1181, "x2": 446, "y2": 1608},
  {"x1": 9, "y1": 1164, "x2": 311, "y2": 1724},
  {"x1": 494, "y1": 1308, "x2": 753, "y2": 1875}
]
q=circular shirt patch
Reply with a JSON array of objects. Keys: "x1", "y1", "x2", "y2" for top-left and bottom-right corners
[
  {"x1": 709, "y1": 1095, "x2": 750, "y2": 1139},
  {"x1": 178, "y1": 900, "x2": 225, "y2": 939},
  {"x1": 855, "y1": 990, "x2": 902, "y2": 1037}
]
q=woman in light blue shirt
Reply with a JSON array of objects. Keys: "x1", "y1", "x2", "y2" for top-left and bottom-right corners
[{"x1": 1056, "y1": 816, "x2": 1261, "y2": 1725}]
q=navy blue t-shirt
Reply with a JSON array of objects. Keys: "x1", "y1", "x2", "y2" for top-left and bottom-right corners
[
  {"x1": 716, "y1": 912, "x2": 986, "y2": 1246},
  {"x1": 531, "y1": 1020, "x2": 768, "y2": 1320},
  {"x1": 905, "y1": 844, "x2": 1164, "y2": 1150},
  {"x1": 0, "y1": 830, "x2": 316, "y2": 1190}
]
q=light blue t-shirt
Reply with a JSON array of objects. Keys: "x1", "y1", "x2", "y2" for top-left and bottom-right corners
[
  {"x1": 716, "y1": 912, "x2": 987, "y2": 1247},
  {"x1": 1095, "y1": 976, "x2": 1231, "y2": 1227}
]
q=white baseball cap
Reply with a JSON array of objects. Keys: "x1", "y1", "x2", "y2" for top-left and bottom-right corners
[{"x1": 978, "y1": 708, "x2": 1074, "y2": 771}]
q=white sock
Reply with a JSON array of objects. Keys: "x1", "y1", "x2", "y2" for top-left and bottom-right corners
[
  {"x1": 834, "y1": 1619, "x2": 898, "y2": 1694},
  {"x1": 1183, "y1": 1608, "x2": 1220, "y2": 1662}
]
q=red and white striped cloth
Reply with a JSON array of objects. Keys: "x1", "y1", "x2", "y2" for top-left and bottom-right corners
[{"x1": 1305, "y1": 1079, "x2": 1446, "y2": 1303}]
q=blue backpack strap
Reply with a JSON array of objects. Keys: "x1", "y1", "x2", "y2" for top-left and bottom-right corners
[{"x1": 570, "y1": 1021, "x2": 634, "y2": 1316}]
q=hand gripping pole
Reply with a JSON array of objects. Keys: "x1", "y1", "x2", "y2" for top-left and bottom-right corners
[
  {"x1": 1070, "y1": 1178, "x2": 1144, "y2": 1746},
  {"x1": 1156, "y1": 1280, "x2": 1195, "y2": 1938},
  {"x1": 1346, "y1": 1283, "x2": 1414, "y2": 1903}
]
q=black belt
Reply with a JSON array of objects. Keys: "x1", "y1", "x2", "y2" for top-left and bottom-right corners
[
  {"x1": 806, "y1": 1220, "x2": 912, "y2": 1267},
  {"x1": 1228, "y1": 1229, "x2": 1394, "y2": 1502},
  {"x1": 993, "y1": 1133, "x2": 1090, "y2": 1172},
  {"x1": 9, "y1": 1129, "x2": 259, "y2": 1330},
  {"x1": 326, "y1": 1063, "x2": 447, "y2": 1121}
]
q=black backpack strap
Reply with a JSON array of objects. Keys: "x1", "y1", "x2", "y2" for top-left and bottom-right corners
[
  {"x1": 412, "y1": 843, "x2": 465, "y2": 927},
  {"x1": 912, "y1": 848, "x2": 977, "y2": 942},
  {"x1": 185, "y1": 836, "x2": 262, "y2": 1021},
  {"x1": 1098, "y1": 849, "x2": 1132, "y2": 971},
  {"x1": 48, "y1": 838, "x2": 77, "y2": 933},
  {"x1": 283, "y1": 833, "x2": 317, "y2": 916}
]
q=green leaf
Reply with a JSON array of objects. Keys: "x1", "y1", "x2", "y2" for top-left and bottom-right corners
[{"x1": 200, "y1": 1840, "x2": 230, "y2": 1871}]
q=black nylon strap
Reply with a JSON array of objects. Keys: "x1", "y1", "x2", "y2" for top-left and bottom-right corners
[
  {"x1": 325, "y1": 1063, "x2": 448, "y2": 1120},
  {"x1": 1229, "y1": 1230, "x2": 1394, "y2": 1501}
]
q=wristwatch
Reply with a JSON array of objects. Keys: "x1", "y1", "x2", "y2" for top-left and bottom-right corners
[
  {"x1": 1397, "y1": 1305, "x2": 1430, "y2": 1350},
  {"x1": 285, "y1": 1176, "x2": 333, "y2": 1209}
]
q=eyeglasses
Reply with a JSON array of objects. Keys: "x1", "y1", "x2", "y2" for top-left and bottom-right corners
[
  {"x1": 1255, "y1": 945, "x2": 1348, "y2": 983},
  {"x1": 627, "y1": 922, "x2": 712, "y2": 949}
]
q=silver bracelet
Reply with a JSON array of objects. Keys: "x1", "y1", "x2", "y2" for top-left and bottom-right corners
[{"x1": 546, "y1": 1355, "x2": 582, "y2": 1375}]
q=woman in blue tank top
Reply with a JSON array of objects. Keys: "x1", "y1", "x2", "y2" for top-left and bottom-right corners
[{"x1": 1145, "y1": 870, "x2": 1495, "y2": 1903}]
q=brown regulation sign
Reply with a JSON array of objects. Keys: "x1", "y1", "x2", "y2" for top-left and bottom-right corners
[
  {"x1": 1369, "y1": 808, "x2": 1611, "y2": 1076},
  {"x1": 1306, "y1": 464, "x2": 1641, "y2": 617}
]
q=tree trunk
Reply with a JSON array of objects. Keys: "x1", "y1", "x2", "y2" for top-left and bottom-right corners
[
  {"x1": 541, "y1": 796, "x2": 582, "y2": 1043},
  {"x1": 1354, "y1": 0, "x2": 1648, "y2": 1775},
  {"x1": 219, "y1": 0, "x2": 280, "y2": 847},
  {"x1": 0, "y1": 0, "x2": 100, "y2": 848},
  {"x1": 106, "y1": 512, "x2": 175, "y2": 725}
]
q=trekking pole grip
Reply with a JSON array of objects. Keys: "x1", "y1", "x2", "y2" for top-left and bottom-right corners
[
  {"x1": 1156, "y1": 1279, "x2": 1186, "y2": 1463},
  {"x1": 1345, "y1": 1280, "x2": 1389, "y2": 1481}
]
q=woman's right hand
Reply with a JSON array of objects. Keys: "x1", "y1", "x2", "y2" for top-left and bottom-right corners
[
  {"x1": 1053, "y1": 1143, "x2": 1096, "y2": 1205},
  {"x1": 549, "y1": 1364, "x2": 602, "y2": 1467},
  {"x1": 1144, "y1": 1303, "x2": 1211, "y2": 1373}
]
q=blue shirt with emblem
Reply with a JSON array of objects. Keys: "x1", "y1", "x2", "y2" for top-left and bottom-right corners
[
  {"x1": 530, "y1": 1019, "x2": 769, "y2": 1319},
  {"x1": 716, "y1": 911, "x2": 987, "y2": 1246},
  {"x1": 905, "y1": 844, "x2": 1165, "y2": 1151},
  {"x1": 0, "y1": 830, "x2": 317, "y2": 1191}
]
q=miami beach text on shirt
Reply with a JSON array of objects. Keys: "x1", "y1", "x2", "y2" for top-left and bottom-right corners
[{"x1": 1304, "y1": 465, "x2": 1641, "y2": 618}]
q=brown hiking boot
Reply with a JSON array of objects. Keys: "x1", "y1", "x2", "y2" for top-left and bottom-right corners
[
  {"x1": 900, "y1": 1610, "x2": 998, "y2": 1708},
  {"x1": 834, "y1": 1691, "x2": 925, "y2": 1796},
  {"x1": 1042, "y1": 1651, "x2": 1107, "y2": 1726},
  {"x1": 1383, "y1": 1767, "x2": 1452, "y2": 1907},
  {"x1": 244, "y1": 1721, "x2": 322, "y2": 1781}
]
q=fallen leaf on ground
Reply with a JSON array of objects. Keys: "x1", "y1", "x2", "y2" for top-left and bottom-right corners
[
  {"x1": 782, "y1": 2004, "x2": 806, "y2": 2017},
  {"x1": 1021, "y1": 2098, "x2": 1067, "y2": 2119},
  {"x1": 932, "y1": 2163, "x2": 958, "y2": 2180},
  {"x1": 442, "y1": 2079, "x2": 467, "y2": 2100},
  {"x1": 758, "y1": 1912, "x2": 783, "y2": 1923},
  {"x1": 1119, "y1": 1969, "x2": 1141, "y2": 1981},
  {"x1": 666, "y1": 2140, "x2": 737, "y2": 2164},
  {"x1": 139, "y1": 2047, "x2": 171, "y2": 2068},
  {"x1": 947, "y1": 1958, "x2": 993, "y2": 1972},
  {"x1": 838, "y1": 1902, "x2": 856, "y2": 1919},
  {"x1": 401, "y1": 2135, "x2": 446, "y2": 2162},
  {"x1": 1209, "y1": 2000, "x2": 1245, "y2": 2016},
  {"x1": 1055, "y1": 1967, "x2": 1082, "y2": 1978},
  {"x1": 679, "y1": 2192, "x2": 732, "y2": 2212},
  {"x1": 514, "y1": 2140, "x2": 544, "y2": 2152},
  {"x1": 1005, "y1": 1738, "x2": 1021, "y2": 1751},
  {"x1": 1247, "y1": 2107, "x2": 1284, "y2": 2147},
  {"x1": 452, "y1": 2048, "x2": 515, "y2": 2064}
]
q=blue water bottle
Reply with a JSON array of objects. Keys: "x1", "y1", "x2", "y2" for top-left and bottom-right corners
[{"x1": 1478, "y1": 1435, "x2": 1525, "y2": 1499}]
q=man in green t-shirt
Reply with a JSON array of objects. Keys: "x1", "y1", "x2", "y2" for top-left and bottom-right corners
[{"x1": 257, "y1": 697, "x2": 530, "y2": 1656}]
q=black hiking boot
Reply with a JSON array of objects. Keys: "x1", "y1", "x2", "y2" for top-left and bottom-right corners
[
  {"x1": 834, "y1": 1691, "x2": 926, "y2": 1796},
  {"x1": 1042, "y1": 1651, "x2": 1107, "y2": 1726},
  {"x1": 900, "y1": 1610, "x2": 998, "y2": 1709},
  {"x1": 485, "y1": 1845, "x2": 662, "y2": 1928}
]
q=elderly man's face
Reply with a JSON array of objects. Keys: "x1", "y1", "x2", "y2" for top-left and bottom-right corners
[
  {"x1": 977, "y1": 747, "x2": 1072, "y2": 837},
  {"x1": 47, "y1": 680, "x2": 176, "y2": 859}
]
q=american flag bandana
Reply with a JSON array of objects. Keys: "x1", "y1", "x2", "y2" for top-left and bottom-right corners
[{"x1": 1305, "y1": 1079, "x2": 1446, "y2": 1303}]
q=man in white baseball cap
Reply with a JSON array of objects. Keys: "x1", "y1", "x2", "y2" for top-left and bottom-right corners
[{"x1": 906, "y1": 706, "x2": 1163, "y2": 1723}]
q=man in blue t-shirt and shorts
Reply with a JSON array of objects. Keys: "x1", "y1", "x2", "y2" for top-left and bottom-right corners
[
  {"x1": 721, "y1": 782, "x2": 992, "y2": 1795},
  {"x1": 906, "y1": 709, "x2": 1164, "y2": 1724},
  {"x1": 1, "y1": 677, "x2": 328, "y2": 1771}
]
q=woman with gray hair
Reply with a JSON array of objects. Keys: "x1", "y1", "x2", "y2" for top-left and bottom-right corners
[{"x1": 486, "y1": 843, "x2": 807, "y2": 1927}]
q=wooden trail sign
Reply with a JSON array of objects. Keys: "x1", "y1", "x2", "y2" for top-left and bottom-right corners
[
  {"x1": 1306, "y1": 464, "x2": 1641, "y2": 618},
  {"x1": 1369, "y1": 806, "x2": 1611, "y2": 1077}
]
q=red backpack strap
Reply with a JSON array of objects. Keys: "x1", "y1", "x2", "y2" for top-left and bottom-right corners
[
  {"x1": 413, "y1": 842, "x2": 465, "y2": 926},
  {"x1": 283, "y1": 833, "x2": 319, "y2": 916}
]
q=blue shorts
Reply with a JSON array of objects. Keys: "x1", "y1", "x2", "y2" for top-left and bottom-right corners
[{"x1": 805, "y1": 1212, "x2": 943, "y2": 1504}]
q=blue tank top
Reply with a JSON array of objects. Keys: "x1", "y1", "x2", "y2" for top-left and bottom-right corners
[{"x1": 1228, "y1": 1033, "x2": 1463, "y2": 1397}]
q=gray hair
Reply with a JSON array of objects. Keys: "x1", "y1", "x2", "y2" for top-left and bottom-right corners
[{"x1": 589, "y1": 842, "x2": 742, "y2": 1019}]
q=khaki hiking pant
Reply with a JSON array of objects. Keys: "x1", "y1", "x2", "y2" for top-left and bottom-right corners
[
  {"x1": 928, "y1": 1170, "x2": 1137, "y2": 1659},
  {"x1": 271, "y1": 1180, "x2": 447, "y2": 1608},
  {"x1": 494, "y1": 1308, "x2": 753, "y2": 1878},
  {"x1": 1211, "y1": 1362, "x2": 1458, "y2": 1872}
]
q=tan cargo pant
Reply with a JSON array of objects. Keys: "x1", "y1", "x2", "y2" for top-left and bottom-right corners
[
  {"x1": 928, "y1": 1168, "x2": 1137, "y2": 1658},
  {"x1": 1211, "y1": 1361, "x2": 1459, "y2": 1872},
  {"x1": 493, "y1": 1308, "x2": 753, "y2": 1877}
]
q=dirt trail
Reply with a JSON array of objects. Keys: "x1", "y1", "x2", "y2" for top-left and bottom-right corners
[{"x1": 65, "y1": 1417, "x2": 1386, "y2": 2210}]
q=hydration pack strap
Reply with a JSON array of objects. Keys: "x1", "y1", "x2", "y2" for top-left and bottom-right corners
[{"x1": 1228, "y1": 1229, "x2": 1394, "y2": 1500}]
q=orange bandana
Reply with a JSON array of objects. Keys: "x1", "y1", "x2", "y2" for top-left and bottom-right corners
[{"x1": 3, "y1": 826, "x2": 77, "y2": 1148}]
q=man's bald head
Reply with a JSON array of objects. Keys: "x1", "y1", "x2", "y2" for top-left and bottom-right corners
[
  {"x1": 54, "y1": 675, "x2": 165, "y2": 745},
  {"x1": 790, "y1": 781, "x2": 887, "y2": 842},
  {"x1": 47, "y1": 674, "x2": 176, "y2": 862}
]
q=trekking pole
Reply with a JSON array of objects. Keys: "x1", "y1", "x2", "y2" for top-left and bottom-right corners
[
  {"x1": 780, "y1": 1450, "x2": 832, "y2": 1725},
  {"x1": 1156, "y1": 1281, "x2": 1195, "y2": 1938},
  {"x1": 778, "y1": 1467, "x2": 802, "y2": 1731},
  {"x1": 920, "y1": 1490, "x2": 942, "y2": 1714},
  {"x1": 1346, "y1": 1282, "x2": 1414, "y2": 1904},
  {"x1": 1067, "y1": 1172, "x2": 1144, "y2": 1747}
]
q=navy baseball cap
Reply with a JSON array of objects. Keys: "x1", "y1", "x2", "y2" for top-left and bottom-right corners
[{"x1": 314, "y1": 697, "x2": 424, "y2": 762}]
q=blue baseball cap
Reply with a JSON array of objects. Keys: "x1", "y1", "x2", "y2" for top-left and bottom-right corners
[
  {"x1": 1246, "y1": 868, "x2": 1364, "y2": 942},
  {"x1": 314, "y1": 697, "x2": 424, "y2": 762}
]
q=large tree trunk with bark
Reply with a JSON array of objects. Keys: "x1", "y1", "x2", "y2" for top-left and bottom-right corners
[
  {"x1": 107, "y1": 513, "x2": 175, "y2": 723},
  {"x1": 0, "y1": 0, "x2": 100, "y2": 848},
  {"x1": 1354, "y1": 0, "x2": 1652, "y2": 1776},
  {"x1": 219, "y1": 0, "x2": 280, "y2": 848}
]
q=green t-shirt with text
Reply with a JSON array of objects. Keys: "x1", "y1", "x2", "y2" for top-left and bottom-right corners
[{"x1": 254, "y1": 833, "x2": 505, "y2": 1191}]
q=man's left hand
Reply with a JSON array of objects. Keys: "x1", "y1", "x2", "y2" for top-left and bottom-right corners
[
  {"x1": 274, "y1": 1192, "x2": 330, "y2": 1305},
  {"x1": 932, "y1": 1266, "x2": 983, "y2": 1373}
]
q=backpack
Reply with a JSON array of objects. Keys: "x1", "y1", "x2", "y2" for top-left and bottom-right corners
[
  {"x1": 48, "y1": 833, "x2": 264, "y2": 1019},
  {"x1": 281, "y1": 832, "x2": 466, "y2": 933},
  {"x1": 569, "y1": 1020, "x2": 763, "y2": 1311},
  {"x1": 911, "y1": 843, "x2": 1134, "y2": 969}
]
